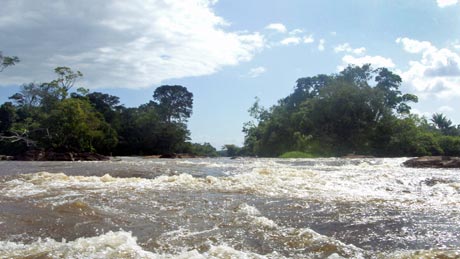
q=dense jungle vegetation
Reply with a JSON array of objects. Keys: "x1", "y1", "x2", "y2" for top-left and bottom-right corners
[
  {"x1": 1, "y1": 52, "x2": 459, "y2": 158},
  {"x1": 242, "y1": 65, "x2": 460, "y2": 157},
  {"x1": 0, "y1": 52, "x2": 218, "y2": 157}
]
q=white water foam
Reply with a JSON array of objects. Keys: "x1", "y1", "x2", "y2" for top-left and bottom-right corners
[{"x1": 2, "y1": 161, "x2": 460, "y2": 210}]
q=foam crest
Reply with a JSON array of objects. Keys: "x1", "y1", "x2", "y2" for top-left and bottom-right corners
[
  {"x1": 388, "y1": 249, "x2": 460, "y2": 258},
  {"x1": 0, "y1": 231, "x2": 284, "y2": 259},
  {"x1": 0, "y1": 231, "x2": 154, "y2": 259},
  {"x1": 232, "y1": 203, "x2": 365, "y2": 258},
  {"x1": 3, "y1": 159, "x2": 460, "y2": 209}
]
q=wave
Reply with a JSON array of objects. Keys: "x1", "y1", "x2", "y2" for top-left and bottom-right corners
[
  {"x1": 2, "y1": 216, "x2": 458, "y2": 258},
  {"x1": 2, "y1": 167, "x2": 460, "y2": 209}
]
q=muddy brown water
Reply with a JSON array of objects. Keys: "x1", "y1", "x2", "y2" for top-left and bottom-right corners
[{"x1": 1, "y1": 157, "x2": 459, "y2": 258}]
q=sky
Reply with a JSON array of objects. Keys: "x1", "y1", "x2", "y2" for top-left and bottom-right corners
[{"x1": 1, "y1": 0, "x2": 460, "y2": 149}]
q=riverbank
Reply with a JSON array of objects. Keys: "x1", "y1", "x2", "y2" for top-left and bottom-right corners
[{"x1": 11, "y1": 150, "x2": 109, "y2": 161}]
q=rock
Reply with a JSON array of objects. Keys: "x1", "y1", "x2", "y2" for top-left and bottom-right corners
[
  {"x1": 0, "y1": 155, "x2": 14, "y2": 161},
  {"x1": 72, "y1": 152, "x2": 109, "y2": 161},
  {"x1": 159, "y1": 153, "x2": 177, "y2": 159},
  {"x1": 423, "y1": 177, "x2": 452, "y2": 186},
  {"x1": 14, "y1": 150, "x2": 46, "y2": 161},
  {"x1": 403, "y1": 156, "x2": 460, "y2": 168}
]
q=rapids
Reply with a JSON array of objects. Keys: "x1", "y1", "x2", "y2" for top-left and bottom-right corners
[{"x1": 0, "y1": 157, "x2": 459, "y2": 258}]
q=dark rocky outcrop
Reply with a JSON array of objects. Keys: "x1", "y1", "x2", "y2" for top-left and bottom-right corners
[
  {"x1": 14, "y1": 150, "x2": 109, "y2": 161},
  {"x1": 158, "y1": 153, "x2": 198, "y2": 159},
  {"x1": 159, "y1": 153, "x2": 177, "y2": 159},
  {"x1": 0, "y1": 155, "x2": 14, "y2": 161},
  {"x1": 403, "y1": 156, "x2": 460, "y2": 168}
]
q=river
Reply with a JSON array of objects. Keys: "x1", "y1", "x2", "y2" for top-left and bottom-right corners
[{"x1": 0, "y1": 157, "x2": 459, "y2": 258}]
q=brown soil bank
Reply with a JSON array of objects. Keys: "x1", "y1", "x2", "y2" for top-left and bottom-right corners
[{"x1": 403, "y1": 156, "x2": 460, "y2": 168}]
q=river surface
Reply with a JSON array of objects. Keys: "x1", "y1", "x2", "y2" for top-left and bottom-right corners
[{"x1": 0, "y1": 157, "x2": 459, "y2": 258}]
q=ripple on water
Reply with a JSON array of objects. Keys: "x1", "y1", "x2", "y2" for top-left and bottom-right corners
[{"x1": 1, "y1": 157, "x2": 460, "y2": 257}]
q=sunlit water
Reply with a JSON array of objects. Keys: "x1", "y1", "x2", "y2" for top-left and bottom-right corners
[{"x1": 1, "y1": 157, "x2": 460, "y2": 258}]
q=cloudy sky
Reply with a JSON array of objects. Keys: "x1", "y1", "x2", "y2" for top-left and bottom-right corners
[{"x1": 1, "y1": 0, "x2": 460, "y2": 148}]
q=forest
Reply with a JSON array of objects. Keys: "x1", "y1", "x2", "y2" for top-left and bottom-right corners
[
  {"x1": 1, "y1": 52, "x2": 459, "y2": 158},
  {"x1": 242, "y1": 64, "x2": 460, "y2": 157},
  {"x1": 0, "y1": 52, "x2": 218, "y2": 158}
]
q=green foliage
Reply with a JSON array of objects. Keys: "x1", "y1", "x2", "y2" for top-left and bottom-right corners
[
  {"x1": 153, "y1": 85, "x2": 193, "y2": 123},
  {"x1": 0, "y1": 102, "x2": 16, "y2": 132},
  {"x1": 439, "y1": 136, "x2": 460, "y2": 156},
  {"x1": 0, "y1": 51, "x2": 20, "y2": 72},
  {"x1": 243, "y1": 64, "x2": 460, "y2": 157},
  {"x1": 37, "y1": 98, "x2": 116, "y2": 152},
  {"x1": 222, "y1": 144, "x2": 242, "y2": 157},
  {"x1": 1, "y1": 66, "x2": 194, "y2": 157},
  {"x1": 49, "y1": 67, "x2": 83, "y2": 99},
  {"x1": 279, "y1": 151, "x2": 318, "y2": 158},
  {"x1": 190, "y1": 142, "x2": 218, "y2": 157}
]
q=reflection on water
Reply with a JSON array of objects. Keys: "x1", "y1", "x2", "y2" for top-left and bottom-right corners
[{"x1": 0, "y1": 157, "x2": 460, "y2": 258}]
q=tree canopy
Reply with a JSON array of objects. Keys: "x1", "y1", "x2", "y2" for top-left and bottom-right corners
[
  {"x1": 0, "y1": 51, "x2": 20, "y2": 72},
  {"x1": 153, "y1": 85, "x2": 193, "y2": 123},
  {"x1": 243, "y1": 64, "x2": 460, "y2": 157},
  {"x1": 0, "y1": 65, "x2": 215, "y2": 157}
]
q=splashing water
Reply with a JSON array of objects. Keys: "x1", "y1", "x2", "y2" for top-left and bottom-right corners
[{"x1": 1, "y1": 157, "x2": 460, "y2": 258}]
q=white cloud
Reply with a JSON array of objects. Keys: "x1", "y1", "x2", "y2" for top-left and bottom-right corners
[
  {"x1": 341, "y1": 55, "x2": 395, "y2": 68},
  {"x1": 289, "y1": 29, "x2": 303, "y2": 35},
  {"x1": 265, "y1": 23, "x2": 287, "y2": 33},
  {"x1": 436, "y1": 0, "x2": 458, "y2": 7},
  {"x1": 396, "y1": 37, "x2": 434, "y2": 53},
  {"x1": 247, "y1": 66, "x2": 266, "y2": 78},
  {"x1": 352, "y1": 48, "x2": 366, "y2": 55},
  {"x1": 334, "y1": 43, "x2": 366, "y2": 55},
  {"x1": 303, "y1": 35, "x2": 314, "y2": 44},
  {"x1": 452, "y1": 40, "x2": 460, "y2": 49},
  {"x1": 318, "y1": 39, "x2": 326, "y2": 51},
  {"x1": 280, "y1": 37, "x2": 301, "y2": 46},
  {"x1": 438, "y1": 105, "x2": 454, "y2": 112},
  {"x1": 411, "y1": 108, "x2": 432, "y2": 119},
  {"x1": 334, "y1": 43, "x2": 352, "y2": 53},
  {"x1": 0, "y1": 0, "x2": 265, "y2": 89},
  {"x1": 397, "y1": 37, "x2": 460, "y2": 98}
]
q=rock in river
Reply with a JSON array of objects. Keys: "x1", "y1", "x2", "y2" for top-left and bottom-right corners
[{"x1": 403, "y1": 156, "x2": 460, "y2": 168}]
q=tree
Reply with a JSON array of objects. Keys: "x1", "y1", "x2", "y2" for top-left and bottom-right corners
[
  {"x1": 9, "y1": 83, "x2": 46, "y2": 108},
  {"x1": 1, "y1": 66, "x2": 197, "y2": 156},
  {"x1": 48, "y1": 67, "x2": 83, "y2": 100},
  {"x1": 190, "y1": 142, "x2": 218, "y2": 157},
  {"x1": 42, "y1": 98, "x2": 117, "y2": 152},
  {"x1": 0, "y1": 102, "x2": 17, "y2": 136},
  {"x1": 243, "y1": 65, "x2": 420, "y2": 157},
  {"x1": 0, "y1": 51, "x2": 20, "y2": 72},
  {"x1": 86, "y1": 92, "x2": 122, "y2": 130},
  {"x1": 153, "y1": 85, "x2": 193, "y2": 123},
  {"x1": 431, "y1": 113, "x2": 452, "y2": 130},
  {"x1": 222, "y1": 144, "x2": 242, "y2": 157}
]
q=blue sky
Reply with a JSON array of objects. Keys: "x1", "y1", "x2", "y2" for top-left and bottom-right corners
[{"x1": 1, "y1": 0, "x2": 460, "y2": 148}]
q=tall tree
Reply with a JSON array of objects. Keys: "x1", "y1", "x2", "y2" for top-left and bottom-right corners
[
  {"x1": 48, "y1": 67, "x2": 83, "y2": 100},
  {"x1": 0, "y1": 51, "x2": 20, "y2": 72},
  {"x1": 0, "y1": 102, "x2": 16, "y2": 133},
  {"x1": 153, "y1": 85, "x2": 193, "y2": 123},
  {"x1": 431, "y1": 113, "x2": 452, "y2": 130}
]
